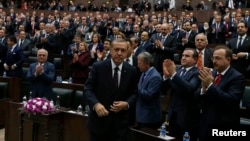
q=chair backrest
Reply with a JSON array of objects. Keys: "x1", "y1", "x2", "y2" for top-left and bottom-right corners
[
  {"x1": 242, "y1": 86, "x2": 250, "y2": 108},
  {"x1": 53, "y1": 57, "x2": 63, "y2": 70},
  {"x1": 52, "y1": 88, "x2": 73, "y2": 108},
  {"x1": 71, "y1": 90, "x2": 86, "y2": 110}
]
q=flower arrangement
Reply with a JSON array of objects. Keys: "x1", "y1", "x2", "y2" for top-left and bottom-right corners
[{"x1": 20, "y1": 97, "x2": 56, "y2": 116}]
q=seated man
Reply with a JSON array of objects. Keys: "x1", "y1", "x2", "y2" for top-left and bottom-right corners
[{"x1": 26, "y1": 49, "x2": 55, "y2": 100}]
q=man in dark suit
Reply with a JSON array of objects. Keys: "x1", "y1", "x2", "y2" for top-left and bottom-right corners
[
  {"x1": 151, "y1": 23, "x2": 177, "y2": 74},
  {"x1": 36, "y1": 24, "x2": 56, "y2": 63},
  {"x1": 195, "y1": 33, "x2": 214, "y2": 69},
  {"x1": 26, "y1": 49, "x2": 55, "y2": 100},
  {"x1": 210, "y1": 15, "x2": 226, "y2": 44},
  {"x1": 196, "y1": 46, "x2": 245, "y2": 141},
  {"x1": 136, "y1": 52, "x2": 162, "y2": 129},
  {"x1": 177, "y1": 21, "x2": 197, "y2": 51},
  {"x1": 3, "y1": 35, "x2": 25, "y2": 78},
  {"x1": 84, "y1": 39, "x2": 138, "y2": 141},
  {"x1": 134, "y1": 31, "x2": 153, "y2": 57},
  {"x1": 227, "y1": 22, "x2": 250, "y2": 79},
  {"x1": 18, "y1": 31, "x2": 32, "y2": 62},
  {"x1": 162, "y1": 48, "x2": 200, "y2": 140}
]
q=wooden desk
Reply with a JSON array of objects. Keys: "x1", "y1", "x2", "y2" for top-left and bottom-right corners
[
  {"x1": 0, "y1": 77, "x2": 20, "y2": 102},
  {"x1": 62, "y1": 111, "x2": 89, "y2": 141}
]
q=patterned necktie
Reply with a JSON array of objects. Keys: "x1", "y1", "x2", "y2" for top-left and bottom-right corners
[
  {"x1": 197, "y1": 51, "x2": 203, "y2": 69},
  {"x1": 180, "y1": 69, "x2": 186, "y2": 76}
]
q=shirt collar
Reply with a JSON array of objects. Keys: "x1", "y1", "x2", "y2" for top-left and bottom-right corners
[
  {"x1": 111, "y1": 59, "x2": 123, "y2": 70},
  {"x1": 217, "y1": 65, "x2": 230, "y2": 75},
  {"x1": 238, "y1": 34, "x2": 247, "y2": 39}
]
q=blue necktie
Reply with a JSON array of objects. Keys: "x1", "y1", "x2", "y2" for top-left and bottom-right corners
[{"x1": 180, "y1": 69, "x2": 186, "y2": 76}]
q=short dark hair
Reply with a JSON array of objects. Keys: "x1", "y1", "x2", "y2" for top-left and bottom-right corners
[
  {"x1": 214, "y1": 45, "x2": 232, "y2": 59},
  {"x1": 8, "y1": 35, "x2": 17, "y2": 43},
  {"x1": 185, "y1": 48, "x2": 198, "y2": 60}
]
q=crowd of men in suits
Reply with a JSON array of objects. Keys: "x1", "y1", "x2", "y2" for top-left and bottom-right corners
[{"x1": 0, "y1": 6, "x2": 249, "y2": 141}]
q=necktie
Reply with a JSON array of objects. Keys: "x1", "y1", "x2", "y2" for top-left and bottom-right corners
[
  {"x1": 238, "y1": 37, "x2": 242, "y2": 49},
  {"x1": 161, "y1": 37, "x2": 165, "y2": 44},
  {"x1": 186, "y1": 32, "x2": 190, "y2": 38},
  {"x1": 197, "y1": 51, "x2": 203, "y2": 69},
  {"x1": 180, "y1": 69, "x2": 186, "y2": 76},
  {"x1": 126, "y1": 58, "x2": 130, "y2": 63},
  {"x1": 20, "y1": 40, "x2": 23, "y2": 46},
  {"x1": 8, "y1": 47, "x2": 12, "y2": 53},
  {"x1": 113, "y1": 67, "x2": 119, "y2": 88},
  {"x1": 141, "y1": 73, "x2": 146, "y2": 83},
  {"x1": 214, "y1": 74, "x2": 222, "y2": 86}
]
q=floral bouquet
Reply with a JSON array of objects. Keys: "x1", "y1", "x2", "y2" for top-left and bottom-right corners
[{"x1": 20, "y1": 97, "x2": 56, "y2": 116}]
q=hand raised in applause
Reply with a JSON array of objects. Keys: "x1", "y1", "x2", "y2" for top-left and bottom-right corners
[
  {"x1": 163, "y1": 59, "x2": 176, "y2": 77},
  {"x1": 35, "y1": 64, "x2": 44, "y2": 75},
  {"x1": 198, "y1": 67, "x2": 214, "y2": 90},
  {"x1": 94, "y1": 103, "x2": 109, "y2": 117}
]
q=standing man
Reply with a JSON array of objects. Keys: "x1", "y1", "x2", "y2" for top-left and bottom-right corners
[
  {"x1": 136, "y1": 52, "x2": 162, "y2": 129},
  {"x1": 84, "y1": 39, "x2": 138, "y2": 141},
  {"x1": 162, "y1": 48, "x2": 200, "y2": 140},
  {"x1": 26, "y1": 49, "x2": 55, "y2": 100},
  {"x1": 197, "y1": 46, "x2": 245, "y2": 141},
  {"x1": 227, "y1": 22, "x2": 250, "y2": 79},
  {"x1": 4, "y1": 35, "x2": 25, "y2": 77},
  {"x1": 195, "y1": 33, "x2": 214, "y2": 69}
]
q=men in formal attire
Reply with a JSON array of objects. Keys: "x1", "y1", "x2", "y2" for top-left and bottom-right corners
[
  {"x1": 76, "y1": 17, "x2": 90, "y2": 41},
  {"x1": 0, "y1": 36, "x2": 7, "y2": 76},
  {"x1": 195, "y1": 33, "x2": 214, "y2": 69},
  {"x1": 26, "y1": 49, "x2": 55, "y2": 100},
  {"x1": 136, "y1": 52, "x2": 162, "y2": 129},
  {"x1": 196, "y1": 46, "x2": 245, "y2": 141},
  {"x1": 162, "y1": 48, "x2": 200, "y2": 140},
  {"x1": 3, "y1": 35, "x2": 25, "y2": 78},
  {"x1": 177, "y1": 21, "x2": 197, "y2": 51},
  {"x1": 152, "y1": 23, "x2": 177, "y2": 74},
  {"x1": 244, "y1": 10, "x2": 250, "y2": 35},
  {"x1": 227, "y1": 22, "x2": 250, "y2": 79},
  {"x1": 96, "y1": 38, "x2": 111, "y2": 61},
  {"x1": 84, "y1": 39, "x2": 138, "y2": 141},
  {"x1": 134, "y1": 31, "x2": 153, "y2": 57},
  {"x1": 210, "y1": 15, "x2": 226, "y2": 44},
  {"x1": 18, "y1": 31, "x2": 32, "y2": 62},
  {"x1": 36, "y1": 24, "x2": 56, "y2": 63},
  {"x1": 149, "y1": 24, "x2": 162, "y2": 43}
]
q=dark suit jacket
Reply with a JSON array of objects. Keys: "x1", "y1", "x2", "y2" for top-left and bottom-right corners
[
  {"x1": 203, "y1": 48, "x2": 214, "y2": 68},
  {"x1": 227, "y1": 36, "x2": 250, "y2": 78},
  {"x1": 151, "y1": 35, "x2": 177, "y2": 73},
  {"x1": 210, "y1": 23, "x2": 226, "y2": 44},
  {"x1": 19, "y1": 39, "x2": 32, "y2": 58},
  {"x1": 136, "y1": 67, "x2": 162, "y2": 124},
  {"x1": 164, "y1": 67, "x2": 200, "y2": 133},
  {"x1": 36, "y1": 33, "x2": 56, "y2": 63},
  {"x1": 134, "y1": 41, "x2": 153, "y2": 57},
  {"x1": 5, "y1": 45, "x2": 25, "y2": 77},
  {"x1": 84, "y1": 59, "x2": 137, "y2": 135},
  {"x1": 177, "y1": 31, "x2": 197, "y2": 50},
  {"x1": 194, "y1": 67, "x2": 245, "y2": 140},
  {"x1": 0, "y1": 43, "x2": 8, "y2": 75},
  {"x1": 26, "y1": 62, "x2": 55, "y2": 100}
]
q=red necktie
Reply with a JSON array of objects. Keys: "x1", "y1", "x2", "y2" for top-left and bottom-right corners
[{"x1": 214, "y1": 74, "x2": 222, "y2": 86}]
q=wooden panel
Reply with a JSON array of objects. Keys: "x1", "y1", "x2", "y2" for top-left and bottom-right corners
[{"x1": 63, "y1": 112, "x2": 89, "y2": 141}]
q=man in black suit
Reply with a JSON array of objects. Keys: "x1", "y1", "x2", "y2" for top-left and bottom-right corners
[
  {"x1": 163, "y1": 48, "x2": 200, "y2": 140},
  {"x1": 195, "y1": 33, "x2": 214, "y2": 69},
  {"x1": 84, "y1": 39, "x2": 138, "y2": 141},
  {"x1": 18, "y1": 31, "x2": 32, "y2": 62},
  {"x1": 227, "y1": 22, "x2": 250, "y2": 79},
  {"x1": 151, "y1": 23, "x2": 177, "y2": 74},
  {"x1": 196, "y1": 46, "x2": 245, "y2": 141}
]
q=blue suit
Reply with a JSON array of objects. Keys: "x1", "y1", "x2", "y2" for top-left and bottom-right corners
[
  {"x1": 136, "y1": 67, "x2": 162, "y2": 127},
  {"x1": 164, "y1": 66, "x2": 200, "y2": 138},
  {"x1": 5, "y1": 45, "x2": 25, "y2": 77},
  {"x1": 195, "y1": 67, "x2": 245, "y2": 141},
  {"x1": 26, "y1": 62, "x2": 55, "y2": 100}
]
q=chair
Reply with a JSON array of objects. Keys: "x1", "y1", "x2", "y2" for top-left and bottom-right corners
[
  {"x1": 71, "y1": 90, "x2": 86, "y2": 110},
  {"x1": 28, "y1": 56, "x2": 37, "y2": 64},
  {"x1": 52, "y1": 88, "x2": 73, "y2": 108},
  {"x1": 53, "y1": 57, "x2": 63, "y2": 70},
  {"x1": 240, "y1": 86, "x2": 250, "y2": 128}
]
